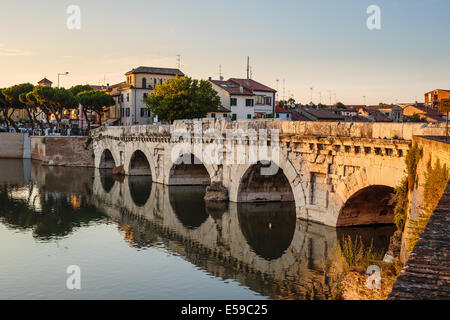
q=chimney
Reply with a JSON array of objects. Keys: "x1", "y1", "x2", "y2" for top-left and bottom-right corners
[{"x1": 208, "y1": 77, "x2": 212, "y2": 81}]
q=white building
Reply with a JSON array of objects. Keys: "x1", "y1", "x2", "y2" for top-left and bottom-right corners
[
  {"x1": 119, "y1": 66, "x2": 185, "y2": 125},
  {"x1": 209, "y1": 78, "x2": 276, "y2": 120}
]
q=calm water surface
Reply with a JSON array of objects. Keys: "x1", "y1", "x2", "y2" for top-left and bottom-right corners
[{"x1": 0, "y1": 159, "x2": 395, "y2": 299}]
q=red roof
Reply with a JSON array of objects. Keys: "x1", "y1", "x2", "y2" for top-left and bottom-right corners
[
  {"x1": 275, "y1": 106, "x2": 290, "y2": 113},
  {"x1": 228, "y1": 78, "x2": 276, "y2": 93},
  {"x1": 210, "y1": 80, "x2": 253, "y2": 96}
]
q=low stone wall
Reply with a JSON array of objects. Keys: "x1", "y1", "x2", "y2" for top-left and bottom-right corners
[
  {"x1": 96, "y1": 119, "x2": 446, "y2": 141},
  {"x1": 31, "y1": 136, "x2": 94, "y2": 167},
  {"x1": 400, "y1": 136, "x2": 450, "y2": 263},
  {"x1": 389, "y1": 181, "x2": 450, "y2": 300},
  {"x1": 0, "y1": 133, "x2": 30, "y2": 159}
]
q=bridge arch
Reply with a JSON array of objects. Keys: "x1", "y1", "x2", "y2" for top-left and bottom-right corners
[
  {"x1": 337, "y1": 185, "x2": 395, "y2": 227},
  {"x1": 99, "y1": 149, "x2": 116, "y2": 169},
  {"x1": 128, "y1": 150, "x2": 152, "y2": 177},
  {"x1": 237, "y1": 161, "x2": 295, "y2": 202},
  {"x1": 168, "y1": 153, "x2": 211, "y2": 185}
]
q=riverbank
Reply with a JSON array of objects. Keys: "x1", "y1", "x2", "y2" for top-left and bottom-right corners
[{"x1": 0, "y1": 133, "x2": 94, "y2": 167}]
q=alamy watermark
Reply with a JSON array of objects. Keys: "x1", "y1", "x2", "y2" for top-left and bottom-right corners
[
  {"x1": 366, "y1": 265, "x2": 381, "y2": 290},
  {"x1": 367, "y1": 5, "x2": 381, "y2": 30},
  {"x1": 170, "y1": 120, "x2": 280, "y2": 176},
  {"x1": 66, "y1": 265, "x2": 81, "y2": 290},
  {"x1": 66, "y1": 5, "x2": 81, "y2": 30}
]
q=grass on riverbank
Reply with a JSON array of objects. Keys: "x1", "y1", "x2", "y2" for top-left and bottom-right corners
[{"x1": 324, "y1": 236, "x2": 403, "y2": 300}]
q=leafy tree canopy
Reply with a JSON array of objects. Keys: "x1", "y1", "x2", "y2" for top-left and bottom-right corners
[
  {"x1": 144, "y1": 76, "x2": 220, "y2": 122},
  {"x1": 335, "y1": 102, "x2": 346, "y2": 109},
  {"x1": 2, "y1": 83, "x2": 34, "y2": 108}
]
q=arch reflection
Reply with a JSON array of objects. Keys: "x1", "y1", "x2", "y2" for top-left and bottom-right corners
[
  {"x1": 237, "y1": 202, "x2": 296, "y2": 261},
  {"x1": 169, "y1": 185, "x2": 209, "y2": 229},
  {"x1": 128, "y1": 176, "x2": 152, "y2": 207}
]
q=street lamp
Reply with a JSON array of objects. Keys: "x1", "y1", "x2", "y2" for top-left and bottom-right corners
[{"x1": 57, "y1": 72, "x2": 69, "y2": 88}]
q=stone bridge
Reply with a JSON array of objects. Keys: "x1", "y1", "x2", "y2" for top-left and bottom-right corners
[{"x1": 92, "y1": 119, "x2": 445, "y2": 227}]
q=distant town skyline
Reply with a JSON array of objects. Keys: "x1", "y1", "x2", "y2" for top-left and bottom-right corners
[{"x1": 1, "y1": 0, "x2": 449, "y2": 105}]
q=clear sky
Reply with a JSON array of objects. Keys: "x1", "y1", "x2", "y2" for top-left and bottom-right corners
[{"x1": 0, "y1": 0, "x2": 449, "y2": 105}]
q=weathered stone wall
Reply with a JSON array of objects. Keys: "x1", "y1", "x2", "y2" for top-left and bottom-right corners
[
  {"x1": 400, "y1": 136, "x2": 450, "y2": 263},
  {"x1": 31, "y1": 136, "x2": 94, "y2": 167},
  {"x1": 390, "y1": 181, "x2": 450, "y2": 300},
  {"x1": 0, "y1": 133, "x2": 30, "y2": 159}
]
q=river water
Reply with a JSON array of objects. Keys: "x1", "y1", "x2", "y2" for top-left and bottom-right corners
[{"x1": 0, "y1": 159, "x2": 395, "y2": 300}]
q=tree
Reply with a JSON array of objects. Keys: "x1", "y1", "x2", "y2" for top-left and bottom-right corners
[
  {"x1": 2, "y1": 83, "x2": 34, "y2": 131},
  {"x1": 407, "y1": 113, "x2": 427, "y2": 123},
  {"x1": 0, "y1": 89, "x2": 12, "y2": 130},
  {"x1": 335, "y1": 102, "x2": 346, "y2": 109},
  {"x1": 77, "y1": 90, "x2": 115, "y2": 131},
  {"x1": 32, "y1": 86, "x2": 78, "y2": 131},
  {"x1": 144, "y1": 76, "x2": 220, "y2": 123}
]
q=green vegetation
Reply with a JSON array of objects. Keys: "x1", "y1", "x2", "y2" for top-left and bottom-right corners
[
  {"x1": 335, "y1": 102, "x2": 346, "y2": 109},
  {"x1": 407, "y1": 158, "x2": 448, "y2": 252},
  {"x1": 393, "y1": 143, "x2": 423, "y2": 232},
  {"x1": 0, "y1": 82, "x2": 115, "y2": 132},
  {"x1": 405, "y1": 142, "x2": 423, "y2": 191},
  {"x1": 144, "y1": 76, "x2": 220, "y2": 123},
  {"x1": 406, "y1": 113, "x2": 427, "y2": 123},
  {"x1": 393, "y1": 177, "x2": 408, "y2": 232},
  {"x1": 76, "y1": 90, "x2": 115, "y2": 131},
  {"x1": 324, "y1": 236, "x2": 402, "y2": 300}
]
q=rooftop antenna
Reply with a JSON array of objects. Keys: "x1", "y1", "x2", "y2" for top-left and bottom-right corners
[
  {"x1": 246, "y1": 56, "x2": 250, "y2": 79},
  {"x1": 310, "y1": 87, "x2": 314, "y2": 103},
  {"x1": 218, "y1": 64, "x2": 223, "y2": 81},
  {"x1": 250, "y1": 67, "x2": 253, "y2": 79},
  {"x1": 176, "y1": 54, "x2": 181, "y2": 69},
  {"x1": 276, "y1": 79, "x2": 279, "y2": 102},
  {"x1": 318, "y1": 91, "x2": 322, "y2": 104},
  {"x1": 363, "y1": 95, "x2": 366, "y2": 106}
]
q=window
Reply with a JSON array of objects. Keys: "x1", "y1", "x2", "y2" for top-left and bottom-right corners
[
  {"x1": 245, "y1": 99, "x2": 254, "y2": 107},
  {"x1": 256, "y1": 96, "x2": 264, "y2": 105},
  {"x1": 120, "y1": 94, "x2": 124, "y2": 103},
  {"x1": 126, "y1": 93, "x2": 129, "y2": 102},
  {"x1": 232, "y1": 114, "x2": 237, "y2": 120},
  {"x1": 142, "y1": 78, "x2": 147, "y2": 88},
  {"x1": 140, "y1": 108, "x2": 146, "y2": 117},
  {"x1": 126, "y1": 108, "x2": 130, "y2": 117},
  {"x1": 247, "y1": 114, "x2": 252, "y2": 119},
  {"x1": 143, "y1": 93, "x2": 148, "y2": 99},
  {"x1": 120, "y1": 108, "x2": 124, "y2": 117},
  {"x1": 230, "y1": 98, "x2": 237, "y2": 106},
  {"x1": 211, "y1": 113, "x2": 216, "y2": 118},
  {"x1": 265, "y1": 96, "x2": 272, "y2": 105},
  {"x1": 154, "y1": 78, "x2": 157, "y2": 87}
]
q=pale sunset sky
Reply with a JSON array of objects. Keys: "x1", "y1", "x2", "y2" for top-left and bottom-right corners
[{"x1": 0, "y1": 0, "x2": 449, "y2": 105}]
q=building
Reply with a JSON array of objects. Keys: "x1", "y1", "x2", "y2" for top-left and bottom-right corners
[
  {"x1": 207, "y1": 106, "x2": 231, "y2": 120},
  {"x1": 358, "y1": 108, "x2": 393, "y2": 122},
  {"x1": 366, "y1": 105, "x2": 404, "y2": 122},
  {"x1": 274, "y1": 105, "x2": 291, "y2": 119},
  {"x1": 424, "y1": 89, "x2": 450, "y2": 111},
  {"x1": 402, "y1": 103, "x2": 444, "y2": 122},
  {"x1": 119, "y1": 66, "x2": 185, "y2": 125},
  {"x1": 37, "y1": 78, "x2": 53, "y2": 87},
  {"x1": 291, "y1": 108, "x2": 345, "y2": 122},
  {"x1": 209, "y1": 78, "x2": 276, "y2": 120}
]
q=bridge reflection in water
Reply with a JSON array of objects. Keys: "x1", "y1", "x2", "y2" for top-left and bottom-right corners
[{"x1": 0, "y1": 160, "x2": 394, "y2": 299}]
